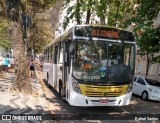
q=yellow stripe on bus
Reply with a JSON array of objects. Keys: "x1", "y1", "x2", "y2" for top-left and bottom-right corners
[{"x1": 79, "y1": 84, "x2": 128, "y2": 97}]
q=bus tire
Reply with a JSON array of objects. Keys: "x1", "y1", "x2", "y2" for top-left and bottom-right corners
[
  {"x1": 47, "y1": 73, "x2": 51, "y2": 88},
  {"x1": 59, "y1": 81, "x2": 62, "y2": 97}
]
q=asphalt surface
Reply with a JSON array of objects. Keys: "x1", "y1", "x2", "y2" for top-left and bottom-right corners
[
  {"x1": 1, "y1": 69, "x2": 159, "y2": 123},
  {"x1": 40, "y1": 71, "x2": 160, "y2": 123}
]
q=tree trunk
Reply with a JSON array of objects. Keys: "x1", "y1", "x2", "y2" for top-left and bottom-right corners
[
  {"x1": 100, "y1": 15, "x2": 106, "y2": 25},
  {"x1": 145, "y1": 54, "x2": 150, "y2": 77},
  {"x1": 85, "y1": 0, "x2": 91, "y2": 24},
  {"x1": 76, "y1": 0, "x2": 81, "y2": 24},
  {"x1": 9, "y1": 22, "x2": 32, "y2": 94},
  {"x1": 8, "y1": 0, "x2": 32, "y2": 94},
  {"x1": 86, "y1": 9, "x2": 91, "y2": 24}
]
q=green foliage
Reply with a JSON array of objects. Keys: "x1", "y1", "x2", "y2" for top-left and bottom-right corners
[
  {"x1": 63, "y1": 0, "x2": 136, "y2": 28},
  {"x1": 0, "y1": 0, "x2": 56, "y2": 53},
  {"x1": 137, "y1": 28, "x2": 160, "y2": 53},
  {"x1": 21, "y1": 0, "x2": 56, "y2": 53},
  {"x1": 130, "y1": 0, "x2": 160, "y2": 63},
  {"x1": 63, "y1": 0, "x2": 84, "y2": 29},
  {"x1": 0, "y1": 17, "x2": 11, "y2": 49},
  {"x1": 136, "y1": 0, "x2": 160, "y2": 21},
  {"x1": 108, "y1": 0, "x2": 135, "y2": 27}
]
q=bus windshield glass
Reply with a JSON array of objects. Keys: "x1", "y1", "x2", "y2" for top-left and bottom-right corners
[{"x1": 73, "y1": 40, "x2": 135, "y2": 83}]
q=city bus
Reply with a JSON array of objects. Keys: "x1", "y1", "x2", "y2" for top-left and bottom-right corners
[{"x1": 43, "y1": 25, "x2": 136, "y2": 106}]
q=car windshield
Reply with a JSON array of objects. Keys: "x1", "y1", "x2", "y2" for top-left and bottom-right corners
[
  {"x1": 145, "y1": 78, "x2": 160, "y2": 87},
  {"x1": 72, "y1": 40, "x2": 135, "y2": 83}
]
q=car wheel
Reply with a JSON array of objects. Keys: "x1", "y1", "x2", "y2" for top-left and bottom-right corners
[{"x1": 141, "y1": 91, "x2": 148, "y2": 100}]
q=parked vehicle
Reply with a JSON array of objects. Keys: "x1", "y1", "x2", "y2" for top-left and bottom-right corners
[{"x1": 133, "y1": 76, "x2": 160, "y2": 101}]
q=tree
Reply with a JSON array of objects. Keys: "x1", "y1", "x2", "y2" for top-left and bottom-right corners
[
  {"x1": 107, "y1": 0, "x2": 136, "y2": 27},
  {"x1": 129, "y1": 0, "x2": 160, "y2": 77},
  {"x1": 0, "y1": 1, "x2": 11, "y2": 49},
  {"x1": 26, "y1": 1, "x2": 55, "y2": 55},
  {"x1": 137, "y1": 28, "x2": 160, "y2": 77},
  {"x1": 2, "y1": 0, "x2": 57, "y2": 94},
  {"x1": 63, "y1": 0, "x2": 135, "y2": 29},
  {"x1": 94, "y1": 0, "x2": 109, "y2": 25},
  {"x1": 5, "y1": 0, "x2": 31, "y2": 93},
  {"x1": 0, "y1": 17, "x2": 11, "y2": 49}
]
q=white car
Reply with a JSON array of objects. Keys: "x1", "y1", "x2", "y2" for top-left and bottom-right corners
[{"x1": 132, "y1": 76, "x2": 160, "y2": 101}]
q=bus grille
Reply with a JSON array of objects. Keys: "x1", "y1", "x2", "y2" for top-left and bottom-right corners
[{"x1": 80, "y1": 85, "x2": 124, "y2": 97}]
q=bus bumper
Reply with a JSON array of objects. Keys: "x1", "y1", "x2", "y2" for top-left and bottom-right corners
[{"x1": 69, "y1": 91, "x2": 132, "y2": 106}]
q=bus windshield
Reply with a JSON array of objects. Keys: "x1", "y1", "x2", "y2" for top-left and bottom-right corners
[{"x1": 73, "y1": 40, "x2": 135, "y2": 83}]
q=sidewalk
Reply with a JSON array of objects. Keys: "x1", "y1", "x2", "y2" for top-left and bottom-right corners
[{"x1": 0, "y1": 69, "x2": 51, "y2": 123}]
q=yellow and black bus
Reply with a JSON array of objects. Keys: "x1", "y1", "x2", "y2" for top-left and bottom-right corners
[{"x1": 43, "y1": 25, "x2": 136, "y2": 106}]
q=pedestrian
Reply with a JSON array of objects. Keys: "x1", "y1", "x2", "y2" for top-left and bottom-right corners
[
  {"x1": 3, "y1": 55, "x2": 10, "y2": 73},
  {"x1": 29, "y1": 58, "x2": 35, "y2": 79}
]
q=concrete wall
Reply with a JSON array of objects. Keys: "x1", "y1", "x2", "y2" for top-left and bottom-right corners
[{"x1": 135, "y1": 55, "x2": 160, "y2": 80}]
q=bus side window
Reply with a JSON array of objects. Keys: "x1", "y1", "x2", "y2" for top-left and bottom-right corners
[
  {"x1": 59, "y1": 48, "x2": 63, "y2": 64},
  {"x1": 47, "y1": 48, "x2": 49, "y2": 62},
  {"x1": 54, "y1": 46, "x2": 58, "y2": 64},
  {"x1": 58, "y1": 42, "x2": 63, "y2": 64},
  {"x1": 52, "y1": 45, "x2": 55, "y2": 62}
]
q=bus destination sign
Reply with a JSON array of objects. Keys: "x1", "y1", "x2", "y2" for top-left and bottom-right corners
[
  {"x1": 74, "y1": 26, "x2": 135, "y2": 41},
  {"x1": 92, "y1": 29, "x2": 119, "y2": 39}
]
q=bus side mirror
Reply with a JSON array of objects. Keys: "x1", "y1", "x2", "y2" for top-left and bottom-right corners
[{"x1": 69, "y1": 43, "x2": 76, "y2": 55}]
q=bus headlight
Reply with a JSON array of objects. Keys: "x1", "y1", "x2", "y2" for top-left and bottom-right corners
[
  {"x1": 72, "y1": 82, "x2": 82, "y2": 94},
  {"x1": 126, "y1": 81, "x2": 133, "y2": 94}
]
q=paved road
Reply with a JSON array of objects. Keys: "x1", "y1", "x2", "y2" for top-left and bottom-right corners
[{"x1": 41, "y1": 75, "x2": 160, "y2": 123}]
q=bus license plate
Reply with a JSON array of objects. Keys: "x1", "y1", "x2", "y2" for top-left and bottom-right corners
[{"x1": 99, "y1": 99, "x2": 109, "y2": 103}]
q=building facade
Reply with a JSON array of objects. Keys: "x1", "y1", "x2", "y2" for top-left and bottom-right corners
[{"x1": 135, "y1": 55, "x2": 160, "y2": 81}]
